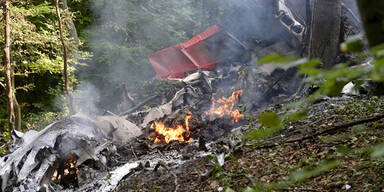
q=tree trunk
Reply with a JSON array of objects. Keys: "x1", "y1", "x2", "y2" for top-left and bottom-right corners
[
  {"x1": 309, "y1": 0, "x2": 342, "y2": 69},
  {"x1": 11, "y1": 69, "x2": 22, "y2": 131},
  {"x1": 55, "y1": 0, "x2": 73, "y2": 113},
  {"x1": 356, "y1": 0, "x2": 384, "y2": 47},
  {"x1": 59, "y1": 0, "x2": 79, "y2": 47},
  {"x1": 3, "y1": 0, "x2": 15, "y2": 134}
]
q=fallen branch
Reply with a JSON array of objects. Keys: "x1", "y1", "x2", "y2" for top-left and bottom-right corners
[
  {"x1": 130, "y1": 144, "x2": 138, "y2": 160},
  {"x1": 120, "y1": 95, "x2": 159, "y2": 116},
  {"x1": 258, "y1": 113, "x2": 384, "y2": 148}
]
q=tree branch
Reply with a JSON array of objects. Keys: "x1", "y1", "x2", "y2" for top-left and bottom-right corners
[{"x1": 257, "y1": 113, "x2": 384, "y2": 149}]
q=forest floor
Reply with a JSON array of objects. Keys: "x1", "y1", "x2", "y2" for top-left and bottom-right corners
[{"x1": 118, "y1": 96, "x2": 384, "y2": 192}]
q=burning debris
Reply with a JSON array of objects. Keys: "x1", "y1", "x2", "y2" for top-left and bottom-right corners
[
  {"x1": 50, "y1": 154, "x2": 79, "y2": 188},
  {"x1": 206, "y1": 90, "x2": 244, "y2": 123},
  {"x1": 0, "y1": 1, "x2": 364, "y2": 191},
  {"x1": 149, "y1": 113, "x2": 193, "y2": 144}
]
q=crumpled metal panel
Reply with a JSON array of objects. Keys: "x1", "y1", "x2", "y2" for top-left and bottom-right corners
[
  {"x1": 0, "y1": 114, "x2": 142, "y2": 191},
  {"x1": 148, "y1": 25, "x2": 222, "y2": 79},
  {"x1": 275, "y1": 0, "x2": 307, "y2": 41}
]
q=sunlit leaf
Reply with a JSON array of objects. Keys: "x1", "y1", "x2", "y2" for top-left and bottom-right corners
[
  {"x1": 259, "y1": 112, "x2": 281, "y2": 128},
  {"x1": 243, "y1": 127, "x2": 278, "y2": 140},
  {"x1": 274, "y1": 56, "x2": 296, "y2": 63},
  {"x1": 257, "y1": 54, "x2": 281, "y2": 64}
]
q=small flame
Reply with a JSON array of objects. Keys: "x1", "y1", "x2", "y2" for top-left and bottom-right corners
[
  {"x1": 50, "y1": 154, "x2": 78, "y2": 182},
  {"x1": 149, "y1": 113, "x2": 193, "y2": 143},
  {"x1": 206, "y1": 90, "x2": 244, "y2": 123}
]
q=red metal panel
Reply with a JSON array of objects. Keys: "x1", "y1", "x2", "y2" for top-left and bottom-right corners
[
  {"x1": 181, "y1": 25, "x2": 221, "y2": 48},
  {"x1": 148, "y1": 44, "x2": 197, "y2": 78},
  {"x1": 180, "y1": 25, "x2": 222, "y2": 70},
  {"x1": 149, "y1": 25, "x2": 222, "y2": 78}
]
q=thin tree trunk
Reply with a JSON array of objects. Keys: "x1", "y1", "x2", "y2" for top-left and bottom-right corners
[
  {"x1": 11, "y1": 69, "x2": 22, "y2": 131},
  {"x1": 356, "y1": 0, "x2": 384, "y2": 47},
  {"x1": 55, "y1": 0, "x2": 73, "y2": 113},
  {"x1": 309, "y1": 0, "x2": 342, "y2": 69},
  {"x1": 59, "y1": 0, "x2": 79, "y2": 47},
  {"x1": 55, "y1": 0, "x2": 69, "y2": 95},
  {"x1": 3, "y1": 0, "x2": 15, "y2": 134}
]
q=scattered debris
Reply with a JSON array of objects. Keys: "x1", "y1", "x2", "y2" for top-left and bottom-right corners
[
  {"x1": 0, "y1": 2, "x2": 365, "y2": 192},
  {"x1": 0, "y1": 114, "x2": 141, "y2": 191}
]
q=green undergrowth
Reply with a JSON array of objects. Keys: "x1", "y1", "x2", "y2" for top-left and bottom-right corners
[
  {"x1": 218, "y1": 97, "x2": 384, "y2": 192},
  {"x1": 227, "y1": 38, "x2": 384, "y2": 191}
]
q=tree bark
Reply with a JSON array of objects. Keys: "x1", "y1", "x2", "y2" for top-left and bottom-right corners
[
  {"x1": 11, "y1": 69, "x2": 22, "y2": 131},
  {"x1": 55, "y1": 0, "x2": 73, "y2": 114},
  {"x1": 3, "y1": 0, "x2": 15, "y2": 134},
  {"x1": 59, "y1": 0, "x2": 79, "y2": 47},
  {"x1": 309, "y1": 0, "x2": 342, "y2": 69},
  {"x1": 14, "y1": 97, "x2": 21, "y2": 130},
  {"x1": 356, "y1": 0, "x2": 384, "y2": 47},
  {"x1": 55, "y1": 0, "x2": 69, "y2": 95}
]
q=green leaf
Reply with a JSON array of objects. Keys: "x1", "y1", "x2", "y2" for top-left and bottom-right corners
[
  {"x1": 290, "y1": 160, "x2": 340, "y2": 182},
  {"x1": 256, "y1": 54, "x2": 281, "y2": 64},
  {"x1": 257, "y1": 54, "x2": 297, "y2": 65},
  {"x1": 243, "y1": 127, "x2": 279, "y2": 140},
  {"x1": 274, "y1": 56, "x2": 297, "y2": 63},
  {"x1": 371, "y1": 58, "x2": 384, "y2": 81},
  {"x1": 258, "y1": 112, "x2": 281, "y2": 128},
  {"x1": 277, "y1": 58, "x2": 308, "y2": 70},
  {"x1": 244, "y1": 112, "x2": 282, "y2": 140},
  {"x1": 371, "y1": 143, "x2": 384, "y2": 158},
  {"x1": 340, "y1": 35, "x2": 364, "y2": 53},
  {"x1": 323, "y1": 80, "x2": 348, "y2": 97},
  {"x1": 365, "y1": 44, "x2": 384, "y2": 56},
  {"x1": 286, "y1": 110, "x2": 308, "y2": 121}
]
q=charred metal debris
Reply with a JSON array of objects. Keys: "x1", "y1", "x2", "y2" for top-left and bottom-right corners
[{"x1": 0, "y1": 1, "x2": 362, "y2": 191}]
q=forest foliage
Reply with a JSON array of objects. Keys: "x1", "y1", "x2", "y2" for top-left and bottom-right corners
[
  {"x1": 1, "y1": 0, "x2": 384, "y2": 191},
  {"x1": 0, "y1": 0, "x2": 233, "y2": 136}
]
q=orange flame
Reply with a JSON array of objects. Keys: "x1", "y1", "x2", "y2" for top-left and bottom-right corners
[
  {"x1": 51, "y1": 154, "x2": 79, "y2": 182},
  {"x1": 206, "y1": 90, "x2": 244, "y2": 123},
  {"x1": 149, "y1": 113, "x2": 193, "y2": 143}
]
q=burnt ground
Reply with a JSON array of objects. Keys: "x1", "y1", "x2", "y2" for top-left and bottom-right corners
[{"x1": 117, "y1": 96, "x2": 384, "y2": 192}]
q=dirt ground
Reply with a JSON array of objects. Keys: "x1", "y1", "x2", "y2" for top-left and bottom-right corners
[{"x1": 117, "y1": 96, "x2": 384, "y2": 192}]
